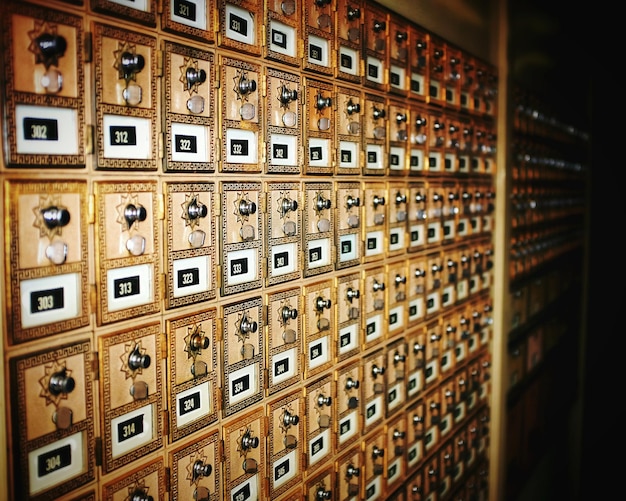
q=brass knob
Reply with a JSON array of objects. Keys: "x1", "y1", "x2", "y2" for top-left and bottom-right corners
[
  {"x1": 238, "y1": 75, "x2": 257, "y2": 95},
  {"x1": 281, "y1": 197, "x2": 298, "y2": 214},
  {"x1": 346, "y1": 288, "x2": 360, "y2": 301},
  {"x1": 373, "y1": 107, "x2": 386, "y2": 120},
  {"x1": 186, "y1": 67, "x2": 207, "y2": 89},
  {"x1": 346, "y1": 464, "x2": 360, "y2": 477},
  {"x1": 241, "y1": 431, "x2": 259, "y2": 450},
  {"x1": 239, "y1": 315, "x2": 257, "y2": 334},
  {"x1": 283, "y1": 410, "x2": 299, "y2": 427},
  {"x1": 345, "y1": 377, "x2": 359, "y2": 390},
  {"x1": 346, "y1": 99, "x2": 360, "y2": 114},
  {"x1": 238, "y1": 199, "x2": 257, "y2": 216},
  {"x1": 346, "y1": 195, "x2": 360, "y2": 208},
  {"x1": 49, "y1": 369, "x2": 75, "y2": 395},
  {"x1": 373, "y1": 20, "x2": 386, "y2": 32},
  {"x1": 347, "y1": 6, "x2": 361, "y2": 20},
  {"x1": 120, "y1": 52, "x2": 145, "y2": 80},
  {"x1": 316, "y1": 195, "x2": 331, "y2": 210},
  {"x1": 317, "y1": 394, "x2": 332, "y2": 407},
  {"x1": 128, "y1": 346, "x2": 151, "y2": 370},
  {"x1": 41, "y1": 206, "x2": 70, "y2": 229},
  {"x1": 190, "y1": 332, "x2": 210, "y2": 351},
  {"x1": 372, "y1": 280, "x2": 385, "y2": 292},
  {"x1": 315, "y1": 93, "x2": 332, "y2": 110},
  {"x1": 372, "y1": 364, "x2": 385, "y2": 377},
  {"x1": 124, "y1": 204, "x2": 147, "y2": 226},
  {"x1": 130, "y1": 490, "x2": 153, "y2": 501},
  {"x1": 193, "y1": 460, "x2": 212, "y2": 479},
  {"x1": 187, "y1": 200, "x2": 208, "y2": 219},
  {"x1": 36, "y1": 33, "x2": 67, "y2": 59},
  {"x1": 315, "y1": 296, "x2": 331, "y2": 311},
  {"x1": 279, "y1": 85, "x2": 298, "y2": 105}
]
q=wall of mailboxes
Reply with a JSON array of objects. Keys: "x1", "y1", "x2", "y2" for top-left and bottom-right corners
[{"x1": 0, "y1": 0, "x2": 589, "y2": 500}]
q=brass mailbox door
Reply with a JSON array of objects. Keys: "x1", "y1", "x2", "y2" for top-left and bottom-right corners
[
  {"x1": 361, "y1": 349, "x2": 386, "y2": 434},
  {"x1": 303, "y1": 279, "x2": 335, "y2": 378},
  {"x1": 335, "y1": 360, "x2": 362, "y2": 450},
  {"x1": 162, "y1": 41, "x2": 216, "y2": 173},
  {"x1": 444, "y1": 44, "x2": 462, "y2": 109},
  {"x1": 101, "y1": 457, "x2": 166, "y2": 501},
  {"x1": 93, "y1": 180, "x2": 161, "y2": 325},
  {"x1": 303, "y1": 181, "x2": 335, "y2": 276},
  {"x1": 265, "y1": 180, "x2": 302, "y2": 286},
  {"x1": 222, "y1": 406, "x2": 266, "y2": 501},
  {"x1": 385, "y1": 337, "x2": 407, "y2": 417},
  {"x1": 219, "y1": 55, "x2": 262, "y2": 173},
  {"x1": 427, "y1": 34, "x2": 446, "y2": 106},
  {"x1": 409, "y1": 25, "x2": 429, "y2": 101},
  {"x1": 362, "y1": 428, "x2": 387, "y2": 500},
  {"x1": 221, "y1": 295, "x2": 265, "y2": 417},
  {"x1": 305, "y1": 465, "x2": 334, "y2": 501},
  {"x1": 336, "y1": 86, "x2": 363, "y2": 176},
  {"x1": 386, "y1": 259, "x2": 407, "y2": 338},
  {"x1": 335, "y1": 272, "x2": 362, "y2": 362},
  {"x1": 161, "y1": 0, "x2": 216, "y2": 44},
  {"x1": 2, "y1": 4, "x2": 86, "y2": 168},
  {"x1": 98, "y1": 322, "x2": 164, "y2": 474},
  {"x1": 10, "y1": 339, "x2": 95, "y2": 500},
  {"x1": 406, "y1": 326, "x2": 426, "y2": 402},
  {"x1": 305, "y1": 375, "x2": 335, "y2": 471},
  {"x1": 267, "y1": 390, "x2": 303, "y2": 497},
  {"x1": 169, "y1": 428, "x2": 221, "y2": 501},
  {"x1": 335, "y1": 181, "x2": 363, "y2": 269},
  {"x1": 265, "y1": 287, "x2": 302, "y2": 395},
  {"x1": 387, "y1": 182, "x2": 409, "y2": 256},
  {"x1": 218, "y1": 0, "x2": 262, "y2": 56},
  {"x1": 164, "y1": 181, "x2": 217, "y2": 309},
  {"x1": 362, "y1": 182, "x2": 387, "y2": 262},
  {"x1": 406, "y1": 399, "x2": 426, "y2": 473},
  {"x1": 388, "y1": 100, "x2": 410, "y2": 176},
  {"x1": 303, "y1": 0, "x2": 335, "y2": 76},
  {"x1": 220, "y1": 181, "x2": 263, "y2": 295},
  {"x1": 362, "y1": 93, "x2": 388, "y2": 175},
  {"x1": 335, "y1": 0, "x2": 363, "y2": 84},
  {"x1": 363, "y1": 3, "x2": 388, "y2": 93},
  {"x1": 385, "y1": 413, "x2": 408, "y2": 492},
  {"x1": 264, "y1": 0, "x2": 301, "y2": 67},
  {"x1": 407, "y1": 256, "x2": 427, "y2": 328},
  {"x1": 165, "y1": 308, "x2": 219, "y2": 442},
  {"x1": 4, "y1": 180, "x2": 89, "y2": 343},
  {"x1": 388, "y1": 12, "x2": 409, "y2": 96},
  {"x1": 265, "y1": 68, "x2": 302, "y2": 174},
  {"x1": 362, "y1": 265, "x2": 386, "y2": 350},
  {"x1": 303, "y1": 78, "x2": 335, "y2": 175},
  {"x1": 92, "y1": 22, "x2": 158, "y2": 171},
  {"x1": 409, "y1": 104, "x2": 429, "y2": 174},
  {"x1": 336, "y1": 444, "x2": 363, "y2": 500}
]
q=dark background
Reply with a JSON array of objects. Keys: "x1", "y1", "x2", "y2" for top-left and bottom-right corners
[{"x1": 508, "y1": 1, "x2": 614, "y2": 498}]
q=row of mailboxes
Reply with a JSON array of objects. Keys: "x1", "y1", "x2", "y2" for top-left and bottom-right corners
[
  {"x1": 2, "y1": 2, "x2": 496, "y2": 172},
  {"x1": 9, "y1": 317, "x2": 490, "y2": 498},
  {"x1": 1, "y1": 0, "x2": 498, "y2": 110},
  {"x1": 4, "y1": 177, "x2": 494, "y2": 343}
]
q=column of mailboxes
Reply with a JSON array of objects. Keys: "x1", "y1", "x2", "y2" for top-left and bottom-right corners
[{"x1": 1, "y1": 0, "x2": 497, "y2": 500}]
